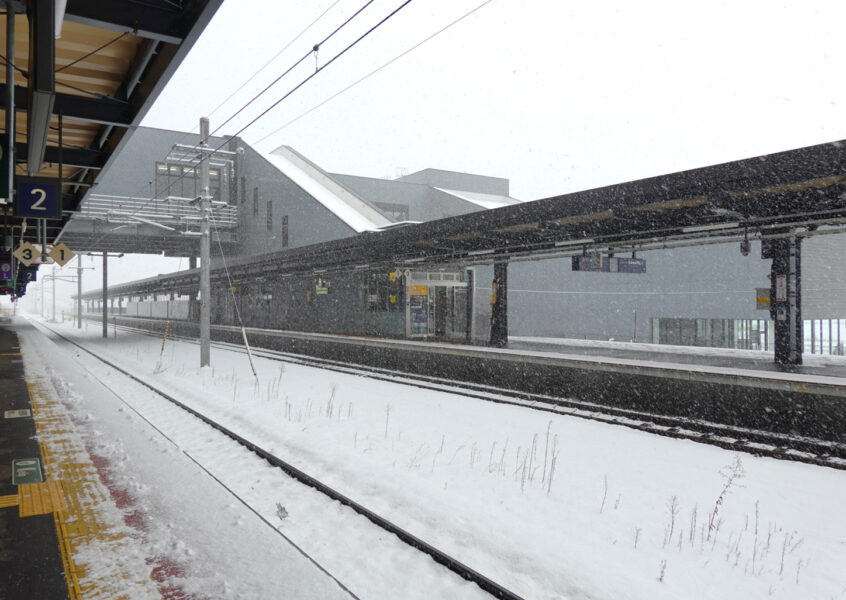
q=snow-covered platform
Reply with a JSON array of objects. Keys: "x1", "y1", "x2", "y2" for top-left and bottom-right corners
[
  {"x1": 0, "y1": 326, "x2": 68, "y2": 598},
  {"x1": 10, "y1": 317, "x2": 846, "y2": 600},
  {"x1": 0, "y1": 321, "x2": 177, "y2": 598}
]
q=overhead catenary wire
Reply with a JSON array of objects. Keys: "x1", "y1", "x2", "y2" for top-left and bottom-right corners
[
  {"x1": 57, "y1": 30, "x2": 131, "y2": 73},
  {"x1": 216, "y1": 0, "x2": 416, "y2": 147},
  {"x1": 256, "y1": 0, "x2": 495, "y2": 145},
  {"x1": 202, "y1": 0, "x2": 343, "y2": 125},
  {"x1": 209, "y1": 210, "x2": 259, "y2": 380},
  {"x1": 68, "y1": 0, "x2": 379, "y2": 253},
  {"x1": 209, "y1": 0, "x2": 371, "y2": 137},
  {"x1": 73, "y1": 0, "x2": 418, "y2": 254}
]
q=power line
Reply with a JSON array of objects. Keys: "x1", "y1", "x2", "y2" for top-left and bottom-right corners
[
  {"x1": 211, "y1": 0, "x2": 375, "y2": 137},
  {"x1": 57, "y1": 31, "x2": 131, "y2": 73},
  {"x1": 72, "y1": 1, "x2": 350, "y2": 225},
  {"x1": 255, "y1": 0, "x2": 495, "y2": 146},
  {"x1": 203, "y1": 0, "x2": 342, "y2": 122},
  {"x1": 68, "y1": 0, "x2": 415, "y2": 256},
  {"x1": 222, "y1": 0, "x2": 415, "y2": 146}
]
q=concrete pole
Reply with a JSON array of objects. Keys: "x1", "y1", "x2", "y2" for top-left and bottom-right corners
[
  {"x1": 199, "y1": 117, "x2": 211, "y2": 367},
  {"x1": 51, "y1": 266, "x2": 56, "y2": 321},
  {"x1": 77, "y1": 263, "x2": 82, "y2": 327},
  {"x1": 102, "y1": 251, "x2": 108, "y2": 337}
]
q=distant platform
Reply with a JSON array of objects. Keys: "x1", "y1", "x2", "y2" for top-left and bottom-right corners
[{"x1": 508, "y1": 336, "x2": 846, "y2": 380}]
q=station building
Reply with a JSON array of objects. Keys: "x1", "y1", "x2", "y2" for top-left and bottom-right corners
[{"x1": 66, "y1": 127, "x2": 846, "y2": 354}]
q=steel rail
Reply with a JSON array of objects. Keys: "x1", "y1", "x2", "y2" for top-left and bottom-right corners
[
  {"x1": 106, "y1": 318, "x2": 846, "y2": 470},
  {"x1": 39, "y1": 321, "x2": 526, "y2": 600}
]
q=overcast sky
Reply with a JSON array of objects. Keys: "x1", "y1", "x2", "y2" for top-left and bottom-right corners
[
  {"x1": 143, "y1": 0, "x2": 846, "y2": 200},
  {"x1": 9, "y1": 0, "x2": 846, "y2": 308}
]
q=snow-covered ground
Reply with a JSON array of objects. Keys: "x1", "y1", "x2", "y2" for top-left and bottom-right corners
[{"x1": 19, "y1": 317, "x2": 846, "y2": 599}]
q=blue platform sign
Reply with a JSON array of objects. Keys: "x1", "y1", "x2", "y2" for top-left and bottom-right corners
[
  {"x1": 15, "y1": 176, "x2": 62, "y2": 219},
  {"x1": 572, "y1": 256, "x2": 647, "y2": 273},
  {"x1": 0, "y1": 261, "x2": 11, "y2": 280}
]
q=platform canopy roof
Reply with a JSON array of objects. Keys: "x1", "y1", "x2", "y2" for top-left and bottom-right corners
[
  {"x1": 80, "y1": 138, "x2": 846, "y2": 300},
  {"x1": 1, "y1": 0, "x2": 223, "y2": 294}
]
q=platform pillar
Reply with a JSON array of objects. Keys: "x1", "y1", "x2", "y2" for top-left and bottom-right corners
[
  {"x1": 465, "y1": 268, "x2": 474, "y2": 342},
  {"x1": 489, "y1": 261, "x2": 508, "y2": 348},
  {"x1": 766, "y1": 235, "x2": 802, "y2": 365}
]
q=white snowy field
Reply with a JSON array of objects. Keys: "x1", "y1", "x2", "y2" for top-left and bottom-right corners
[{"x1": 20, "y1": 317, "x2": 846, "y2": 599}]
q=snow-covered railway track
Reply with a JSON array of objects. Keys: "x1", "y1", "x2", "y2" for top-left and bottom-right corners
[
  {"x1": 38, "y1": 321, "x2": 524, "y2": 600},
  {"x1": 115, "y1": 322, "x2": 846, "y2": 471}
]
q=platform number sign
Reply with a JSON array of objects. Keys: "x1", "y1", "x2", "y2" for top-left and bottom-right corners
[
  {"x1": 13, "y1": 241, "x2": 38, "y2": 267},
  {"x1": 14, "y1": 176, "x2": 62, "y2": 219},
  {"x1": 48, "y1": 242, "x2": 75, "y2": 267}
]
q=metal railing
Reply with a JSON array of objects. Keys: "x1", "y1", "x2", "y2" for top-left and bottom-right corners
[{"x1": 70, "y1": 194, "x2": 239, "y2": 232}]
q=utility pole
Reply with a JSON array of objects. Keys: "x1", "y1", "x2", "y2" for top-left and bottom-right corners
[
  {"x1": 74, "y1": 257, "x2": 94, "y2": 328},
  {"x1": 199, "y1": 117, "x2": 211, "y2": 367},
  {"x1": 87, "y1": 252, "x2": 123, "y2": 337},
  {"x1": 43, "y1": 268, "x2": 79, "y2": 323},
  {"x1": 102, "y1": 251, "x2": 107, "y2": 337},
  {"x1": 77, "y1": 261, "x2": 82, "y2": 327}
]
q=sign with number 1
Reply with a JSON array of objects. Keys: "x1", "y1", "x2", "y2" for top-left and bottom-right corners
[{"x1": 14, "y1": 176, "x2": 61, "y2": 218}]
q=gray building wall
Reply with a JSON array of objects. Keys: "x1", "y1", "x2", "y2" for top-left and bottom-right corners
[
  {"x1": 331, "y1": 174, "x2": 484, "y2": 222},
  {"x1": 800, "y1": 233, "x2": 846, "y2": 319},
  {"x1": 471, "y1": 241, "x2": 774, "y2": 342},
  {"x1": 92, "y1": 127, "x2": 231, "y2": 200},
  {"x1": 233, "y1": 145, "x2": 357, "y2": 257},
  {"x1": 397, "y1": 168, "x2": 510, "y2": 196},
  {"x1": 471, "y1": 235, "x2": 846, "y2": 343}
]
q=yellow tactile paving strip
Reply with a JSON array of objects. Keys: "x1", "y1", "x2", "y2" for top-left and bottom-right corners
[
  {"x1": 19, "y1": 480, "x2": 69, "y2": 517},
  {"x1": 26, "y1": 376, "x2": 160, "y2": 599},
  {"x1": 0, "y1": 493, "x2": 19, "y2": 509},
  {"x1": 0, "y1": 480, "x2": 69, "y2": 516}
]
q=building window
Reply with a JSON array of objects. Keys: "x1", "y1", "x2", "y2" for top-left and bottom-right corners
[
  {"x1": 373, "y1": 201, "x2": 409, "y2": 222},
  {"x1": 266, "y1": 200, "x2": 273, "y2": 231},
  {"x1": 281, "y1": 215, "x2": 288, "y2": 247},
  {"x1": 253, "y1": 187, "x2": 259, "y2": 217},
  {"x1": 366, "y1": 273, "x2": 403, "y2": 312}
]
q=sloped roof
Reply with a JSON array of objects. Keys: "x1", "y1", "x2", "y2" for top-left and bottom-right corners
[
  {"x1": 266, "y1": 146, "x2": 391, "y2": 232},
  {"x1": 434, "y1": 187, "x2": 522, "y2": 210}
]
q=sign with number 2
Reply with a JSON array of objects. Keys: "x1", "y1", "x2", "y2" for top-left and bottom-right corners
[{"x1": 14, "y1": 176, "x2": 61, "y2": 218}]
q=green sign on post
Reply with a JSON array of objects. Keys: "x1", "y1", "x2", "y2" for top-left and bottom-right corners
[{"x1": 12, "y1": 458, "x2": 43, "y2": 485}]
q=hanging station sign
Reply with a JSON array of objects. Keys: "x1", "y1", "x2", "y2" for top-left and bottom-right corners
[
  {"x1": 14, "y1": 176, "x2": 62, "y2": 219},
  {"x1": 571, "y1": 255, "x2": 647, "y2": 273}
]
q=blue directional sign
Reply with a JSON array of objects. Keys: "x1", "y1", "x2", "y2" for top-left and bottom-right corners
[
  {"x1": 0, "y1": 261, "x2": 11, "y2": 280},
  {"x1": 14, "y1": 176, "x2": 62, "y2": 218}
]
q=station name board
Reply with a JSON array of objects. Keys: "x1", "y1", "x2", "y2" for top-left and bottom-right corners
[{"x1": 571, "y1": 256, "x2": 647, "y2": 273}]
